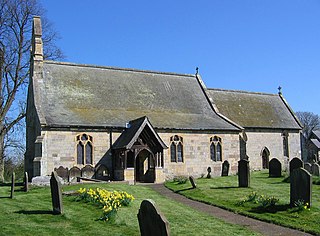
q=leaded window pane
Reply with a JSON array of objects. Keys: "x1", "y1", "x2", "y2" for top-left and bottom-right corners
[
  {"x1": 77, "y1": 143, "x2": 84, "y2": 165},
  {"x1": 210, "y1": 143, "x2": 216, "y2": 161},
  {"x1": 217, "y1": 143, "x2": 222, "y2": 162},
  {"x1": 177, "y1": 143, "x2": 183, "y2": 162},
  {"x1": 170, "y1": 143, "x2": 176, "y2": 162},
  {"x1": 85, "y1": 142, "x2": 92, "y2": 164}
]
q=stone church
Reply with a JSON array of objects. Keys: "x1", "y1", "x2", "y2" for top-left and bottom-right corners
[{"x1": 25, "y1": 17, "x2": 302, "y2": 183}]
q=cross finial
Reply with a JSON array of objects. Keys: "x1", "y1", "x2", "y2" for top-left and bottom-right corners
[
  {"x1": 278, "y1": 86, "x2": 282, "y2": 95},
  {"x1": 196, "y1": 67, "x2": 199, "y2": 75}
]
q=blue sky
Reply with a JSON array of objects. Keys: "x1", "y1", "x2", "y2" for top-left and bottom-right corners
[{"x1": 40, "y1": 0, "x2": 320, "y2": 114}]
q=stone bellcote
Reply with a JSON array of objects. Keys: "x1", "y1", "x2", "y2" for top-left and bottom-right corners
[{"x1": 32, "y1": 16, "x2": 43, "y2": 62}]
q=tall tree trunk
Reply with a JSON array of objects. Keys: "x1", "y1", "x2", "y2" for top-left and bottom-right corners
[{"x1": 0, "y1": 132, "x2": 5, "y2": 183}]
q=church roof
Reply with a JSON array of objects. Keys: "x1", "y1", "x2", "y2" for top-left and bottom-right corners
[
  {"x1": 36, "y1": 61, "x2": 239, "y2": 131},
  {"x1": 206, "y1": 89, "x2": 302, "y2": 130}
]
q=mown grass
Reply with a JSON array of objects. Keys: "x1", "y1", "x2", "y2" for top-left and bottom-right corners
[
  {"x1": 0, "y1": 182, "x2": 260, "y2": 236},
  {"x1": 165, "y1": 170, "x2": 320, "y2": 235}
]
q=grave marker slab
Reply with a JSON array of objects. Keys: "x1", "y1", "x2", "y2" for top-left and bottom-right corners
[
  {"x1": 81, "y1": 165, "x2": 95, "y2": 178},
  {"x1": 290, "y1": 168, "x2": 312, "y2": 207},
  {"x1": 10, "y1": 172, "x2": 15, "y2": 199},
  {"x1": 289, "y1": 157, "x2": 303, "y2": 175},
  {"x1": 54, "y1": 166, "x2": 69, "y2": 181},
  {"x1": 206, "y1": 167, "x2": 211, "y2": 178},
  {"x1": 312, "y1": 163, "x2": 320, "y2": 176},
  {"x1": 24, "y1": 172, "x2": 29, "y2": 192},
  {"x1": 238, "y1": 159, "x2": 250, "y2": 187},
  {"x1": 189, "y1": 176, "x2": 197, "y2": 188},
  {"x1": 137, "y1": 199, "x2": 170, "y2": 236},
  {"x1": 221, "y1": 160, "x2": 230, "y2": 176},
  {"x1": 69, "y1": 166, "x2": 81, "y2": 182},
  {"x1": 50, "y1": 171, "x2": 63, "y2": 214},
  {"x1": 269, "y1": 158, "x2": 282, "y2": 177}
]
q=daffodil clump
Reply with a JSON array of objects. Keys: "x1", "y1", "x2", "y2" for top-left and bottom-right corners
[{"x1": 77, "y1": 188, "x2": 134, "y2": 221}]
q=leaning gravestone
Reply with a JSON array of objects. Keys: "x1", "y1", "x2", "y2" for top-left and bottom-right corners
[
  {"x1": 81, "y1": 165, "x2": 95, "y2": 178},
  {"x1": 304, "y1": 163, "x2": 312, "y2": 174},
  {"x1": 10, "y1": 172, "x2": 15, "y2": 199},
  {"x1": 69, "y1": 166, "x2": 81, "y2": 182},
  {"x1": 289, "y1": 157, "x2": 303, "y2": 175},
  {"x1": 24, "y1": 172, "x2": 29, "y2": 192},
  {"x1": 238, "y1": 159, "x2": 250, "y2": 187},
  {"x1": 312, "y1": 163, "x2": 320, "y2": 176},
  {"x1": 54, "y1": 166, "x2": 69, "y2": 181},
  {"x1": 269, "y1": 158, "x2": 282, "y2": 177},
  {"x1": 221, "y1": 160, "x2": 230, "y2": 176},
  {"x1": 290, "y1": 167, "x2": 312, "y2": 208},
  {"x1": 189, "y1": 176, "x2": 197, "y2": 189},
  {"x1": 50, "y1": 171, "x2": 63, "y2": 214},
  {"x1": 137, "y1": 199, "x2": 170, "y2": 236}
]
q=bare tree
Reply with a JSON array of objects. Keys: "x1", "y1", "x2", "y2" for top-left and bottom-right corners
[
  {"x1": 296, "y1": 111, "x2": 320, "y2": 139},
  {"x1": 0, "y1": 0, "x2": 63, "y2": 182}
]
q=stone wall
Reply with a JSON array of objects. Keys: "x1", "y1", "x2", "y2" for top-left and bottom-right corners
[{"x1": 245, "y1": 130, "x2": 301, "y2": 170}]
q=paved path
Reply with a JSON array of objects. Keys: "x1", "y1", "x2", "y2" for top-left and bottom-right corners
[{"x1": 150, "y1": 184, "x2": 313, "y2": 236}]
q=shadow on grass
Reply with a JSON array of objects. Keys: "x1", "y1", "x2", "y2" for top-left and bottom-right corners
[
  {"x1": 210, "y1": 186, "x2": 239, "y2": 190},
  {"x1": 15, "y1": 210, "x2": 53, "y2": 215},
  {"x1": 0, "y1": 182, "x2": 23, "y2": 187},
  {"x1": 175, "y1": 187, "x2": 195, "y2": 193},
  {"x1": 249, "y1": 204, "x2": 291, "y2": 214}
]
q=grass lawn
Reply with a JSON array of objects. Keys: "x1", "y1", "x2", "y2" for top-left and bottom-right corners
[
  {"x1": 165, "y1": 170, "x2": 320, "y2": 235},
  {"x1": 0, "y1": 182, "x2": 260, "y2": 236}
]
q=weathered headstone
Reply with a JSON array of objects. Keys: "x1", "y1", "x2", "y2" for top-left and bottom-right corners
[
  {"x1": 221, "y1": 160, "x2": 230, "y2": 176},
  {"x1": 50, "y1": 171, "x2": 63, "y2": 215},
  {"x1": 81, "y1": 165, "x2": 95, "y2": 178},
  {"x1": 290, "y1": 168, "x2": 312, "y2": 208},
  {"x1": 54, "y1": 166, "x2": 69, "y2": 181},
  {"x1": 10, "y1": 172, "x2": 15, "y2": 199},
  {"x1": 269, "y1": 158, "x2": 282, "y2": 177},
  {"x1": 238, "y1": 159, "x2": 250, "y2": 187},
  {"x1": 289, "y1": 157, "x2": 303, "y2": 175},
  {"x1": 304, "y1": 163, "x2": 312, "y2": 174},
  {"x1": 69, "y1": 166, "x2": 81, "y2": 182},
  {"x1": 24, "y1": 172, "x2": 29, "y2": 192},
  {"x1": 137, "y1": 199, "x2": 170, "y2": 236},
  {"x1": 312, "y1": 163, "x2": 320, "y2": 176},
  {"x1": 189, "y1": 176, "x2": 197, "y2": 189},
  {"x1": 206, "y1": 167, "x2": 211, "y2": 178}
]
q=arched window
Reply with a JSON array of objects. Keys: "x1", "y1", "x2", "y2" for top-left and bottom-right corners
[
  {"x1": 170, "y1": 135, "x2": 184, "y2": 162},
  {"x1": 210, "y1": 136, "x2": 222, "y2": 162},
  {"x1": 282, "y1": 131, "x2": 289, "y2": 157},
  {"x1": 76, "y1": 134, "x2": 93, "y2": 165}
]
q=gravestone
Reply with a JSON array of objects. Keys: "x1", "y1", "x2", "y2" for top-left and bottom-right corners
[
  {"x1": 304, "y1": 163, "x2": 312, "y2": 174},
  {"x1": 95, "y1": 164, "x2": 109, "y2": 180},
  {"x1": 54, "y1": 166, "x2": 69, "y2": 181},
  {"x1": 50, "y1": 171, "x2": 63, "y2": 214},
  {"x1": 69, "y1": 166, "x2": 81, "y2": 182},
  {"x1": 81, "y1": 165, "x2": 95, "y2": 178},
  {"x1": 137, "y1": 199, "x2": 170, "y2": 236},
  {"x1": 289, "y1": 157, "x2": 303, "y2": 175},
  {"x1": 24, "y1": 172, "x2": 29, "y2": 192},
  {"x1": 238, "y1": 159, "x2": 250, "y2": 187},
  {"x1": 269, "y1": 158, "x2": 282, "y2": 177},
  {"x1": 312, "y1": 163, "x2": 320, "y2": 176},
  {"x1": 221, "y1": 160, "x2": 230, "y2": 176},
  {"x1": 290, "y1": 168, "x2": 312, "y2": 208},
  {"x1": 206, "y1": 167, "x2": 211, "y2": 178},
  {"x1": 189, "y1": 176, "x2": 197, "y2": 189},
  {"x1": 10, "y1": 172, "x2": 15, "y2": 199}
]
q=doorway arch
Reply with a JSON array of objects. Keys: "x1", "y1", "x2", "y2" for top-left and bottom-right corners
[
  {"x1": 135, "y1": 149, "x2": 155, "y2": 183},
  {"x1": 261, "y1": 147, "x2": 270, "y2": 169}
]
